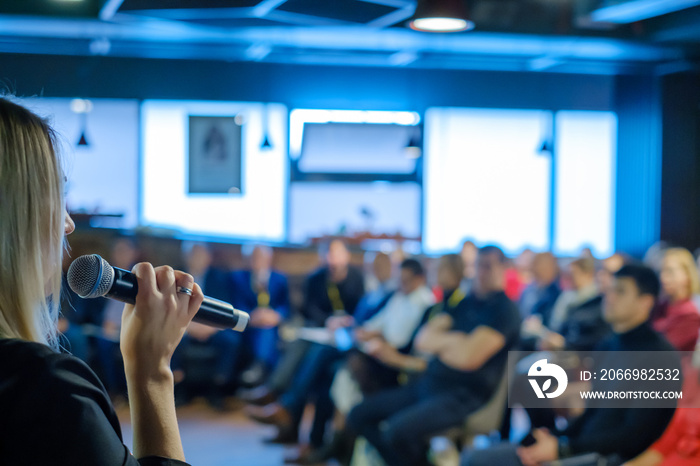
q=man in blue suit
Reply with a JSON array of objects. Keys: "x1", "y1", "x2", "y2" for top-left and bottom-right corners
[{"x1": 230, "y1": 245, "x2": 290, "y2": 384}]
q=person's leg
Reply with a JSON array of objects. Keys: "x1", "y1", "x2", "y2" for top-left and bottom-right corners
[
  {"x1": 267, "y1": 339, "x2": 311, "y2": 393},
  {"x1": 252, "y1": 327, "x2": 281, "y2": 369},
  {"x1": 279, "y1": 344, "x2": 343, "y2": 424},
  {"x1": 346, "y1": 383, "x2": 422, "y2": 466},
  {"x1": 378, "y1": 391, "x2": 482, "y2": 466},
  {"x1": 461, "y1": 443, "x2": 523, "y2": 466},
  {"x1": 208, "y1": 329, "x2": 243, "y2": 386},
  {"x1": 308, "y1": 359, "x2": 340, "y2": 448}
]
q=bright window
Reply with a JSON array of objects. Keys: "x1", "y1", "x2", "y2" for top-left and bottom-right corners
[
  {"x1": 423, "y1": 107, "x2": 551, "y2": 255},
  {"x1": 554, "y1": 111, "x2": 617, "y2": 257}
]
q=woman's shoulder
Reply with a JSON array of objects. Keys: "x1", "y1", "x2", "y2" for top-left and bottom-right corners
[
  {"x1": 0, "y1": 338, "x2": 108, "y2": 400},
  {"x1": 0, "y1": 339, "x2": 131, "y2": 463},
  {"x1": 0, "y1": 337, "x2": 84, "y2": 369},
  {"x1": 0, "y1": 338, "x2": 62, "y2": 374}
]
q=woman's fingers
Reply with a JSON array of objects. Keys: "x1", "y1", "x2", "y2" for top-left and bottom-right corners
[
  {"x1": 186, "y1": 283, "x2": 204, "y2": 321},
  {"x1": 131, "y1": 262, "x2": 158, "y2": 297},
  {"x1": 173, "y1": 271, "x2": 203, "y2": 321},
  {"x1": 155, "y1": 265, "x2": 177, "y2": 296}
]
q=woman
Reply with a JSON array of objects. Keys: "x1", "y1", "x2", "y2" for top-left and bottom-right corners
[
  {"x1": 653, "y1": 247, "x2": 700, "y2": 352},
  {"x1": 0, "y1": 97, "x2": 203, "y2": 464}
]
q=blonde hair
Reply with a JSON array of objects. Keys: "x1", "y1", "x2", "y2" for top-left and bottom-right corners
[
  {"x1": 663, "y1": 247, "x2": 700, "y2": 296},
  {"x1": 0, "y1": 97, "x2": 65, "y2": 349}
]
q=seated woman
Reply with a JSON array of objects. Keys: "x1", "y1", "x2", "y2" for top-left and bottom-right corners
[
  {"x1": 0, "y1": 97, "x2": 203, "y2": 465},
  {"x1": 652, "y1": 247, "x2": 700, "y2": 352}
]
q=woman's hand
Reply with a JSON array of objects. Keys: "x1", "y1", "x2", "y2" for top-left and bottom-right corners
[{"x1": 120, "y1": 263, "x2": 204, "y2": 381}]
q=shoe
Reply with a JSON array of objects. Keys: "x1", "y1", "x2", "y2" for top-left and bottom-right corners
[
  {"x1": 283, "y1": 444, "x2": 323, "y2": 464},
  {"x1": 262, "y1": 426, "x2": 299, "y2": 445},
  {"x1": 245, "y1": 403, "x2": 293, "y2": 428},
  {"x1": 239, "y1": 361, "x2": 269, "y2": 388},
  {"x1": 239, "y1": 385, "x2": 278, "y2": 406}
]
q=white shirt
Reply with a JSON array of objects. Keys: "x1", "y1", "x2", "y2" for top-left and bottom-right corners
[{"x1": 362, "y1": 285, "x2": 435, "y2": 349}]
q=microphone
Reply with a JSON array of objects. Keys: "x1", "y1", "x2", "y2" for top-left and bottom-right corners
[{"x1": 67, "y1": 254, "x2": 249, "y2": 332}]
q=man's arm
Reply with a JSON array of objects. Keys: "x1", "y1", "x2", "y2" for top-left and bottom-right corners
[
  {"x1": 415, "y1": 314, "x2": 506, "y2": 371},
  {"x1": 414, "y1": 313, "x2": 453, "y2": 354},
  {"x1": 365, "y1": 338, "x2": 427, "y2": 372},
  {"x1": 436, "y1": 326, "x2": 506, "y2": 371}
]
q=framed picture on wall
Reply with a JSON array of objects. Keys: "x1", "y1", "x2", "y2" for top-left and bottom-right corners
[{"x1": 188, "y1": 115, "x2": 243, "y2": 194}]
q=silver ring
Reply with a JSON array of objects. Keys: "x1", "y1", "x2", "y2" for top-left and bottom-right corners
[{"x1": 177, "y1": 286, "x2": 193, "y2": 296}]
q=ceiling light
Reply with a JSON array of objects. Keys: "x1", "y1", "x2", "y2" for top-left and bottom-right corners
[{"x1": 409, "y1": 0, "x2": 474, "y2": 33}]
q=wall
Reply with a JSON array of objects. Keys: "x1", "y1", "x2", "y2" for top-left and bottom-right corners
[
  {"x1": 659, "y1": 71, "x2": 700, "y2": 251},
  {"x1": 1, "y1": 54, "x2": 614, "y2": 111},
  {"x1": 2, "y1": 53, "x2": 670, "y2": 257}
]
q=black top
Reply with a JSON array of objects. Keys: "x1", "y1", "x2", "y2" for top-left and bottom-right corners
[
  {"x1": 560, "y1": 295, "x2": 611, "y2": 352},
  {"x1": 301, "y1": 266, "x2": 365, "y2": 327},
  {"x1": 0, "y1": 338, "x2": 189, "y2": 466},
  {"x1": 421, "y1": 291, "x2": 521, "y2": 401},
  {"x1": 564, "y1": 322, "x2": 681, "y2": 460}
]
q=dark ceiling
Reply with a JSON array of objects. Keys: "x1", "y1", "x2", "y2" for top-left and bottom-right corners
[{"x1": 0, "y1": 0, "x2": 698, "y2": 75}]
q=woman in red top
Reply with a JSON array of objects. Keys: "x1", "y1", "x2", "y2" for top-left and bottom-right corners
[
  {"x1": 622, "y1": 359, "x2": 700, "y2": 466},
  {"x1": 652, "y1": 248, "x2": 700, "y2": 352}
]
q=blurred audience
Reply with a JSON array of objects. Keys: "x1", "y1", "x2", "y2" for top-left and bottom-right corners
[
  {"x1": 246, "y1": 258, "x2": 433, "y2": 460},
  {"x1": 60, "y1": 228, "x2": 700, "y2": 466},
  {"x1": 240, "y1": 239, "x2": 364, "y2": 441}
]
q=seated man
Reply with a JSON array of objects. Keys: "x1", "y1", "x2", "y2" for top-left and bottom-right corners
[
  {"x1": 464, "y1": 264, "x2": 682, "y2": 466},
  {"x1": 347, "y1": 245, "x2": 521, "y2": 466},
  {"x1": 229, "y1": 245, "x2": 289, "y2": 384}
]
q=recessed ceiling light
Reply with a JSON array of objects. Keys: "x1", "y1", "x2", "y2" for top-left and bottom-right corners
[
  {"x1": 408, "y1": 0, "x2": 474, "y2": 33},
  {"x1": 410, "y1": 17, "x2": 474, "y2": 33}
]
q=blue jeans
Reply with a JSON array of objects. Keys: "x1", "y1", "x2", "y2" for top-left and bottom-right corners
[
  {"x1": 245, "y1": 327, "x2": 280, "y2": 369},
  {"x1": 279, "y1": 343, "x2": 345, "y2": 446}
]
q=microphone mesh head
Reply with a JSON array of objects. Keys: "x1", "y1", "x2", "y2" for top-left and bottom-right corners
[{"x1": 67, "y1": 254, "x2": 114, "y2": 298}]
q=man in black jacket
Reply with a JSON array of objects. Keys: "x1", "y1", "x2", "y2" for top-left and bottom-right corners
[{"x1": 464, "y1": 264, "x2": 682, "y2": 466}]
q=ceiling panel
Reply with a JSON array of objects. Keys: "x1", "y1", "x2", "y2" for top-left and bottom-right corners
[
  {"x1": 278, "y1": 0, "x2": 398, "y2": 24},
  {"x1": 119, "y1": 0, "x2": 261, "y2": 11}
]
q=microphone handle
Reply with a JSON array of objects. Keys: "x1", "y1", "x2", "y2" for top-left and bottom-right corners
[
  {"x1": 110, "y1": 267, "x2": 138, "y2": 304},
  {"x1": 106, "y1": 267, "x2": 248, "y2": 331}
]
